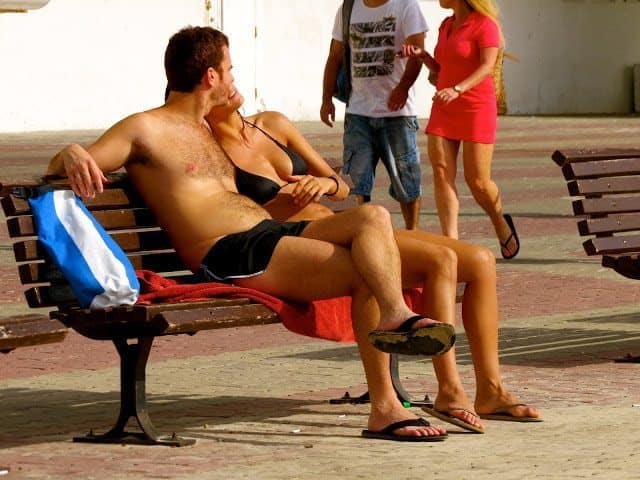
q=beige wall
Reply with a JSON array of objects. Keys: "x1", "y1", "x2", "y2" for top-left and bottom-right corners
[{"x1": 500, "y1": 0, "x2": 640, "y2": 114}]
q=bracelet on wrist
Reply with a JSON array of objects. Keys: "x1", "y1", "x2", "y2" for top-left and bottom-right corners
[{"x1": 326, "y1": 175, "x2": 340, "y2": 196}]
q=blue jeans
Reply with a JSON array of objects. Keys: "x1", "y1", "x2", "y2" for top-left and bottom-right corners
[{"x1": 343, "y1": 114, "x2": 422, "y2": 203}]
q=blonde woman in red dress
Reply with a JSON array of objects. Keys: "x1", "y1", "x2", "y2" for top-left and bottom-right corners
[{"x1": 402, "y1": 0, "x2": 519, "y2": 259}]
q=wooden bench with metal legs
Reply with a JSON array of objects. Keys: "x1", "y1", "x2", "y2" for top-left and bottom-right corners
[{"x1": 0, "y1": 174, "x2": 434, "y2": 446}]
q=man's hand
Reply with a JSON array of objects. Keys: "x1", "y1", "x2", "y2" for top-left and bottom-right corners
[
  {"x1": 388, "y1": 85, "x2": 410, "y2": 111},
  {"x1": 285, "y1": 174, "x2": 335, "y2": 207},
  {"x1": 398, "y1": 44, "x2": 425, "y2": 59},
  {"x1": 398, "y1": 42, "x2": 440, "y2": 81},
  {"x1": 59, "y1": 144, "x2": 108, "y2": 198},
  {"x1": 320, "y1": 99, "x2": 336, "y2": 128}
]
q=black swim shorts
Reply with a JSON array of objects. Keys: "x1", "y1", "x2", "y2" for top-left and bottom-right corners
[{"x1": 199, "y1": 219, "x2": 310, "y2": 283}]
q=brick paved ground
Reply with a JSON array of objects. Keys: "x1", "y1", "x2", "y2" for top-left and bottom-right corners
[{"x1": 1, "y1": 117, "x2": 639, "y2": 479}]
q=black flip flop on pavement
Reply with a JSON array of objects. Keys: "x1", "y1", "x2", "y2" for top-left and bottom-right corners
[{"x1": 362, "y1": 417, "x2": 448, "y2": 442}]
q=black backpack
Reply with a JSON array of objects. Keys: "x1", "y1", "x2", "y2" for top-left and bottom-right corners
[{"x1": 333, "y1": 0, "x2": 355, "y2": 103}]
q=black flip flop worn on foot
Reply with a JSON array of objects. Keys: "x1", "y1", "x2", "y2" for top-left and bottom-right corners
[
  {"x1": 500, "y1": 214, "x2": 520, "y2": 260},
  {"x1": 478, "y1": 403, "x2": 543, "y2": 422},
  {"x1": 362, "y1": 417, "x2": 448, "y2": 442},
  {"x1": 421, "y1": 406, "x2": 485, "y2": 434},
  {"x1": 368, "y1": 316, "x2": 456, "y2": 356}
]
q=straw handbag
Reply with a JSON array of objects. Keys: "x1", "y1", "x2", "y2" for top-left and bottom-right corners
[{"x1": 494, "y1": 48, "x2": 507, "y2": 115}]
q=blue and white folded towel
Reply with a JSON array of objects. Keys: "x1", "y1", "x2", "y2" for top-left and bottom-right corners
[{"x1": 28, "y1": 188, "x2": 139, "y2": 309}]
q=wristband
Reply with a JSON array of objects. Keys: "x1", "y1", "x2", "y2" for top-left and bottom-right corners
[{"x1": 326, "y1": 175, "x2": 340, "y2": 196}]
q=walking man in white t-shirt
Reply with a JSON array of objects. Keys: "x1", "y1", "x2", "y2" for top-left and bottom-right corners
[{"x1": 321, "y1": 0, "x2": 428, "y2": 230}]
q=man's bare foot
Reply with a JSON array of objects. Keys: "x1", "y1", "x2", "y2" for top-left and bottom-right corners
[
  {"x1": 367, "y1": 402, "x2": 447, "y2": 440},
  {"x1": 374, "y1": 310, "x2": 442, "y2": 332},
  {"x1": 475, "y1": 387, "x2": 540, "y2": 421}
]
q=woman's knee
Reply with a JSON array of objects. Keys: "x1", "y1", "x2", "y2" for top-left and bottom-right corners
[
  {"x1": 436, "y1": 245, "x2": 458, "y2": 281},
  {"x1": 465, "y1": 172, "x2": 496, "y2": 197},
  {"x1": 299, "y1": 202, "x2": 334, "y2": 220},
  {"x1": 468, "y1": 246, "x2": 496, "y2": 276},
  {"x1": 419, "y1": 244, "x2": 458, "y2": 282},
  {"x1": 431, "y1": 163, "x2": 450, "y2": 182}
]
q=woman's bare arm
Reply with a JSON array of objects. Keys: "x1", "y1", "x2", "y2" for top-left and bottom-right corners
[{"x1": 263, "y1": 112, "x2": 350, "y2": 202}]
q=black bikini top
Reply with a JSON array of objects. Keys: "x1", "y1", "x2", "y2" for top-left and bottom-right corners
[{"x1": 234, "y1": 120, "x2": 308, "y2": 205}]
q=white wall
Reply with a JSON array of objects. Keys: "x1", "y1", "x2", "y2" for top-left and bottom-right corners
[
  {"x1": 1, "y1": 0, "x2": 639, "y2": 132},
  {"x1": 0, "y1": 0, "x2": 447, "y2": 132},
  {"x1": 221, "y1": 0, "x2": 258, "y2": 114},
  {"x1": 0, "y1": 0, "x2": 205, "y2": 132}
]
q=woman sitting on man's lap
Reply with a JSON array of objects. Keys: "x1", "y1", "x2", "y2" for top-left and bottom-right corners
[{"x1": 204, "y1": 92, "x2": 540, "y2": 431}]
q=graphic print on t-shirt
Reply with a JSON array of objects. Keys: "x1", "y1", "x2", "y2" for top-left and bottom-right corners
[{"x1": 350, "y1": 16, "x2": 397, "y2": 78}]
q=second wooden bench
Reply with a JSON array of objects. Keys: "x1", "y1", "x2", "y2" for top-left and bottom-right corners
[{"x1": 553, "y1": 147, "x2": 640, "y2": 363}]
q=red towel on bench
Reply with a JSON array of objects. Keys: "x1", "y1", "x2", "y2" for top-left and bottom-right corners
[{"x1": 135, "y1": 270, "x2": 423, "y2": 343}]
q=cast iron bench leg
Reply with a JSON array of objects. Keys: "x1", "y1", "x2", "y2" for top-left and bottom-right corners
[
  {"x1": 74, "y1": 336, "x2": 195, "y2": 446},
  {"x1": 389, "y1": 354, "x2": 433, "y2": 407},
  {"x1": 329, "y1": 354, "x2": 434, "y2": 407}
]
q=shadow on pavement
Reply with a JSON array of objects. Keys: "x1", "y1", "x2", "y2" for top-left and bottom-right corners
[
  {"x1": 277, "y1": 324, "x2": 640, "y2": 368},
  {"x1": 0, "y1": 390, "x2": 325, "y2": 449}
]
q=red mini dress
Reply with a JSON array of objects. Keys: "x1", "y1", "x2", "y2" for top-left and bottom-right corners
[{"x1": 426, "y1": 12, "x2": 500, "y2": 144}]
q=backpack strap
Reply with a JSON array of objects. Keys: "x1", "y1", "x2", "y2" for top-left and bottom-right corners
[{"x1": 340, "y1": 0, "x2": 355, "y2": 104}]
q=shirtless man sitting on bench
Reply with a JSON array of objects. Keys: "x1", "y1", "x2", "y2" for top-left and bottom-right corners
[{"x1": 47, "y1": 26, "x2": 454, "y2": 442}]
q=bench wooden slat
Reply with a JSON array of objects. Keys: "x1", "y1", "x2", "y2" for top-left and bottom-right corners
[
  {"x1": 577, "y1": 213, "x2": 640, "y2": 236},
  {"x1": 6, "y1": 208, "x2": 159, "y2": 238},
  {"x1": 18, "y1": 251, "x2": 186, "y2": 285},
  {"x1": 14, "y1": 230, "x2": 173, "y2": 262},
  {"x1": 562, "y1": 157, "x2": 640, "y2": 181},
  {"x1": 583, "y1": 234, "x2": 640, "y2": 255},
  {"x1": 572, "y1": 196, "x2": 640, "y2": 216},
  {"x1": 552, "y1": 148, "x2": 640, "y2": 167},
  {"x1": 2, "y1": 188, "x2": 143, "y2": 217},
  {"x1": 25, "y1": 285, "x2": 77, "y2": 308},
  {"x1": 156, "y1": 304, "x2": 280, "y2": 334},
  {"x1": 567, "y1": 176, "x2": 640, "y2": 196},
  {"x1": 0, "y1": 172, "x2": 129, "y2": 196},
  {"x1": 51, "y1": 301, "x2": 278, "y2": 340},
  {"x1": 19, "y1": 262, "x2": 66, "y2": 285},
  {"x1": 0, "y1": 314, "x2": 68, "y2": 353},
  {"x1": 22, "y1": 268, "x2": 224, "y2": 307},
  {"x1": 53, "y1": 298, "x2": 253, "y2": 325}
]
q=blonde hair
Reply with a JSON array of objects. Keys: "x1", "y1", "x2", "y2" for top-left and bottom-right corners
[{"x1": 466, "y1": 0, "x2": 504, "y2": 46}]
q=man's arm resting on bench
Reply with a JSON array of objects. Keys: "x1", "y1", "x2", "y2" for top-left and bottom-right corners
[{"x1": 46, "y1": 116, "x2": 143, "y2": 198}]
